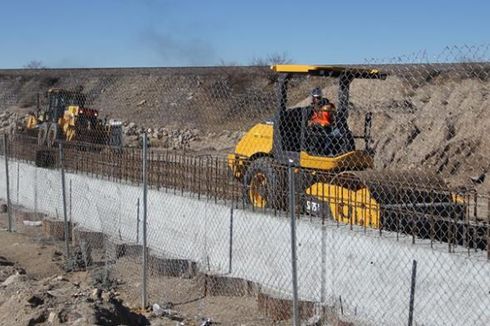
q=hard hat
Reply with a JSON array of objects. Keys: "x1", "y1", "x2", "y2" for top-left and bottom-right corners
[{"x1": 311, "y1": 87, "x2": 322, "y2": 98}]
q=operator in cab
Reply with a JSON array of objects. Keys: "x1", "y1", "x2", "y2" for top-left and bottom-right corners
[
  {"x1": 308, "y1": 87, "x2": 335, "y2": 128},
  {"x1": 307, "y1": 87, "x2": 339, "y2": 156}
]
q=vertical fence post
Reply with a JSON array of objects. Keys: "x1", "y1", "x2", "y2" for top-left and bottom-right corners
[
  {"x1": 59, "y1": 143, "x2": 70, "y2": 258},
  {"x1": 34, "y1": 168, "x2": 38, "y2": 216},
  {"x1": 320, "y1": 220, "x2": 327, "y2": 304},
  {"x1": 487, "y1": 193, "x2": 489, "y2": 260},
  {"x1": 228, "y1": 206, "x2": 234, "y2": 274},
  {"x1": 136, "y1": 197, "x2": 140, "y2": 244},
  {"x1": 69, "y1": 179, "x2": 72, "y2": 224},
  {"x1": 288, "y1": 164, "x2": 300, "y2": 326},
  {"x1": 408, "y1": 259, "x2": 418, "y2": 326},
  {"x1": 3, "y1": 134, "x2": 12, "y2": 232},
  {"x1": 16, "y1": 162, "x2": 19, "y2": 205},
  {"x1": 142, "y1": 133, "x2": 148, "y2": 309}
]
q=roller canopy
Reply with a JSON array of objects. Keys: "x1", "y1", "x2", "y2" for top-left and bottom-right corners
[{"x1": 271, "y1": 64, "x2": 387, "y2": 79}]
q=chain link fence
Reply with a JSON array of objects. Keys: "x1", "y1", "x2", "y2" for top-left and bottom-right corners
[{"x1": 0, "y1": 44, "x2": 489, "y2": 325}]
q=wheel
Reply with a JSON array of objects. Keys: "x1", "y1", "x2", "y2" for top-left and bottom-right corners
[
  {"x1": 37, "y1": 125, "x2": 48, "y2": 146},
  {"x1": 243, "y1": 157, "x2": 284, "y2": 209}
]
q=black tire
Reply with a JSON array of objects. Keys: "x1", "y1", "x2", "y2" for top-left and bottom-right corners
[
  {"x1": 243, "y1": 157, "x2": 285, "y2": 209},
  {"x1": 37, "y1": 125, "x2": 48, "y2": 146},
  {"x1": 46, "y1": 124, "x2": 58, "y2": 148}
]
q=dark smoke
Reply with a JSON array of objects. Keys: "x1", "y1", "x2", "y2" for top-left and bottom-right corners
[{"x1": 140, "y1": 27, "x2": 217, "y2": 66}]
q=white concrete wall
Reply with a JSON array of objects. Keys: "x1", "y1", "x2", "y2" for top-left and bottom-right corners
[{"x1": 0, "y1": 157, "x2": 489, "y2": 326}]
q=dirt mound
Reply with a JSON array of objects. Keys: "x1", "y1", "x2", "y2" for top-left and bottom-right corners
[
  {"x1": 349, "y1": 76, "x2": 490, "y2": 192},
  {"x1": 0, "y1": 254, "x2": 150, "y2": 326}
]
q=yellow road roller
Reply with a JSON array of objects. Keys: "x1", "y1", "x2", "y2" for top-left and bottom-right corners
[{"x1": 227, "y1": 65, "x2": 471, "y2": 245}]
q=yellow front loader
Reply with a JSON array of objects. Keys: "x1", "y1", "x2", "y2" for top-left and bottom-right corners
[
  {"x1": 24, "y1": 88, "x2": 123, "y2": 166},
  {"x1": 25, "y1": 88, "x2": 122, "y2": 147}
]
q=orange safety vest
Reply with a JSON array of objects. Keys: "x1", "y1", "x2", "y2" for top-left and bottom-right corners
[{"x1": 310, "y1": 110, "x2": 332, "y2": 127}]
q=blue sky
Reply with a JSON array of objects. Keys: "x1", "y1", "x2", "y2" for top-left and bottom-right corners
[{"x1": 0, "y1": 0, "x2": 488, "y2": 68}]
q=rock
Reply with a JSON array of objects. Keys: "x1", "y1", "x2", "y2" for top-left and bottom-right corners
[
  {"x1": 48, "y1": 312, "x2": 58, "y2": 324},
  {"x1": 470, "y1": 173, "x2": 485, "y2": 184},
  {"x1": 0, "y1": 256, "x2": 14, "y2": 266},
  {"x1": 306, "y1": 314, "x2": 322, "y2": 326},
  {"x1": 92, "y1": 288, "x2": 102, "y2": 299},
  {"x1": 23, "y1": 220, "x2": 42, "y2": 226},
  {"x1": 1, "y1": 273, "x2": 27, "y2": 286},
  {"x1": 27, "y1": 295, "x2": 44, "y2": 307},
  {"x1": 137, "y1": 99, "x2": 147, "y2": 106},
  {"x1": 71, "y1": 318, "x2": 87, "y2": 325},
  {"x1": 48, "y1": 312, "x2": 57, "y2": 324},
  {"x1": 152, "y1": 303, "x2": 164, "y2": 317},
  {"x1": 27, "y1": 310, "x2": 48, "y2": 325},
  {"x1": 182, "y1": 130, "x2": 193, "y2": 140},
  {"x1": 16, "y1": 267, "x2": 26, "y2": 275},
  {"x1": 128, "y1": 122, "x2": 136, "y2": 129},
  {"x1": 101, "y1": 290, "x2": 112, "y2": 302}
]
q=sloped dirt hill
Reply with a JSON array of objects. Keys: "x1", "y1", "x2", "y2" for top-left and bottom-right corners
[{"x1": 0, "y1": 66, "x2": 488, "y2": 192}]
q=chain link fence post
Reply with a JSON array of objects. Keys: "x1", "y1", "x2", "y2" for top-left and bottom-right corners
[
  {"x1": 228, "y1": 206, "x2": 234, "y2": 274},
  {"x1": 408, "y1": 259, "x2": 418, "y2": 326},
  {"x1": 59, "y1": 142, "x2": 70, "y2": 258},
  {"x1": 3, "y1": 134, "x2": 13, "y2": 232},
  {"x1": 288, "y1": 163, "x2": 300, "y2": 326},
  {"x1": 487, "y1": 193, "x2": 490, "y2": 260},
  {"x1": 142, "y1": 133, "x2": 148, "y2": 309},
  {"x1": 136, "y1": 197, "x2": 140, "y2": 244}
]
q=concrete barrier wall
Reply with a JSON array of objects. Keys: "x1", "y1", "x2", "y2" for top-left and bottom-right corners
[{"x1": 1, "y1": 157, "x2": 489, "y2": 325}]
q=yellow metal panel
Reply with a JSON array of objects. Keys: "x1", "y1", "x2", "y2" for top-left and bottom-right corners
[
  {"x1": 306, "y1": 182, "x2": 380, "y2": 228},
  {"x1": 271, "y1": 64, "x2": 380, "y2": 75},
  {"x1": 271, "y1": 64, "x2": 339, "y2": 73},
  {"x1": 25, "y1": 115, "x2": 38, "y2": 129},
  {"x1": 299, "y1": 150, "x2": 373, "y2": 171},
  {"x1": 234, "y1": 123, "x2": 273, "y2": 158},
  {"x1": 228, "y1": 123, "x2": 273, "y2": 180},
  {"x1": 67, "y1": 105, "x2": 79, "y2": 116}
]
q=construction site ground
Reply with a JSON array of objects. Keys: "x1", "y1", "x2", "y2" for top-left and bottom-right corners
[{"x1": 0, "y1": 203, "x2": 290, "y2": 326}]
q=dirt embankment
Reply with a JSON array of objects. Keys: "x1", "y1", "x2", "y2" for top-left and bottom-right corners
[
  {"x1": 0, "y1": 235, "x2": 151, "y2": 326},
  {"x1": 0, "y1": 65, "x2": 489, "y2": 191}
]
